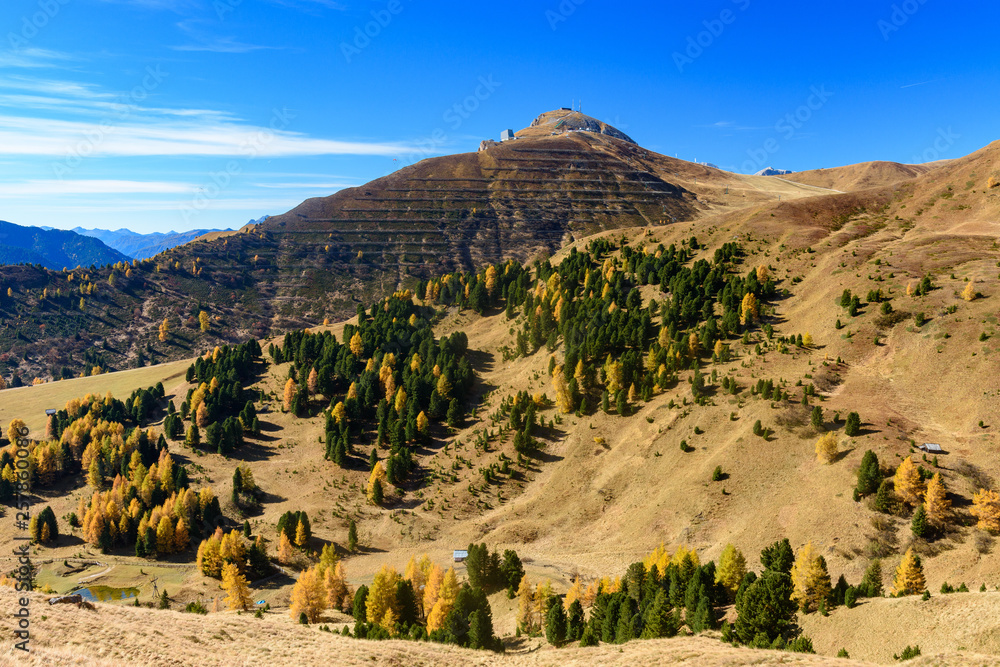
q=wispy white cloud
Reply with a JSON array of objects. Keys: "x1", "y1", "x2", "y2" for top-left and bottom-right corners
[
  {"x1": 21, "y1": 197, "x2": 300, "y2": 213},
  {"x1": 697, "y1": 120, "x2": 769, "y2": 131},
  {"x1": 0, "y1": 115, "x2": 417, "y2": 157},
  {"x1": 0, "y1": 179, "x2": 194, "y2": 196},
  {"x1": 172, "y1": 20, "x2": 283, "y2": 54},
  {"x1": 252, "y1": 182, "x2": 356, "y2": 189},
  {"x1": 0, "y1": 48, "x2": 79, "y2": 69},
  {"x1": 171, "y1": 38, "x2": 282, "y2": 54},
  {"x1": 0, "y1": 74, "x2": 423, "y2": 157}
]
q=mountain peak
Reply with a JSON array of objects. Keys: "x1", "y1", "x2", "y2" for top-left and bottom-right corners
[{"x1": 515, "y1": 109, "x2": 636, "y2": 144}]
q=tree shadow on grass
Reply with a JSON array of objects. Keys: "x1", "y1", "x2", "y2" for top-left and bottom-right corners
[{"x1": 832, "y1": 447, "x2": 856, "y2": 464}]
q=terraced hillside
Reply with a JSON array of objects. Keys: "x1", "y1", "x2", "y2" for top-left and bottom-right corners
[{"x1": 0, "y1": 111, "x2": 826, "y2": 383}]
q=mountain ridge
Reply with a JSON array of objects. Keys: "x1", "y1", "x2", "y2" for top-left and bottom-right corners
[
  {"x1": 0, "y1": 220, "x2": 129, "y2": 270},
  {"x1": 70, "y1": 226, "x2": 236, "y2": 260}
]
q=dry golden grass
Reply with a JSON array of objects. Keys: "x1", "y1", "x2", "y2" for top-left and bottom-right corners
[
  {"x1": 783, "y1": 161, "x2": 933, "y2": 192},
  {"x1": 4, "y1": 586, "x2": 1000, "y2": 667},
  {"x1": 0, "y1": 357, "x2": 192, "y2": 434},
  {"x1": 799, "y1": 590, "x2": 1000, "y2": 663}
]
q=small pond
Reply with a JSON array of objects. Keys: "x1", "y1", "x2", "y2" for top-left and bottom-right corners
[{"x1": 71, "y1": 585, "x2": 140, "y2": 602}]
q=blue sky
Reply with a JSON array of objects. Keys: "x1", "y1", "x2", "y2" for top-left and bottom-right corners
[{"x1": 0, "y1": 0, "x2": 997, "y2": 233}]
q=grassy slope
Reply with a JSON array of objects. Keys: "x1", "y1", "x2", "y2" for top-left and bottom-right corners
[
  {"x1": 0, "y1": 358, "x2": 192, "y2": 434},
  {"x1": 3, "y1": 145, "x2": 1000, "y2": 661},
  {"x1": 5, "y1": 587, "x2": 1000, "y2": 666}
]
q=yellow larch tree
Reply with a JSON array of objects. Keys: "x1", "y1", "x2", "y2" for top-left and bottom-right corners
[
  {"x1": 349, "y1": 331, "x2": 364, "y2": 357},
  {"x1": 644, "y1": 543, "x2": 671, "y2": 574},
  {"x1": 173, "y1": 518, "x2": 189, "y2": 552},
  {"x1": 740, "y1": 292, "x2": 759, "y2": 326},
  {"x1": 892, "y1": 548, "x2": 926, "y2": 596},
  {"x1": 158, "y1": 318, "x2": 170, "y2": 342},
  {"x1": 436, "y1": 373, "x2": 452, "y2": 399},
  {"x1": 564, "y1": 577, "x2": 583, "y2": 609},
  {"x1": 198, "y1": 310, "x2": 210, "y2": 332},
  {"x1": 331, "y1": 401, "x2": 347, "y2": 425},
  {"x1": 551, "y1": 364, "x2": 573, "y2": 414},
  {"x1": 581, "y1": 579, "x2": 600, "y2": 607},
  {"x1": 688, "y1": 332, "x2": 700, "y2": 358},
  {"x1": 516, "y1": 574, "x2": 535, "y2": 633},
  {"x1": 427, "y1": 566, "x2": 459, "y2": 632},
  {"x1": 962, "y1": 281, "x2": 976, "y2": 302},
  {"x1": 156, "y1": 515, "x2": 175, "y2": 554},
  {"x1": 404, "y1": 555, "x2": 428, "y2": 616},
  {"x1": 790, "y1": 542, "x2": 831, "y2": 612},
  {"x1": 382, "y1": 608, "x2": 399, "y2": 636},
  {"x1": 605, "y1": 358, "x2": 624, "y2": 395},
  {"x1": 484, "y1": 264, "x2": 499, "y2": 298},
  {"x1": 533, "y1": 580, "x2": 554, "y2": 624},
  {"x1": 815, "y1": 432, "x2": 838, "y2": 464},
  {"x1": 306, "y1": 367, "x2": 319, "y2": 396},
  {"x1": 715, "y1": 544, "x2": 747, "y2": 597},
  {"x1": 195, "y1": 403, "x2": 210, "y2": 428},
  {"x1": 221, "y1": 562, "x2": 252, "y2": 611},
  {"x1": 894, "y1": 457, "x2": 924, "y2": 506},
  {"x1": 367, "y1": 461, "x2": 387, "y2": 505},
  {"x1": 923, "y1": 472, "x2": 951, "y2": 529},
  {"x1": 6, "y1": 418, "x2": 26, "y2": 445},
  {"x1": 323, "y1": 561, "x2": 350, "y2": 610},
  {"x1": 289, "y1": 565, "x2": 326, "y2": 622},
  {"x1": 294, "y1": 519, "x2": 309, "y2": 548},
  {"x1": 971, "y1": 489, "x2": 1000, "y2": 533},
  {"x1": 423, "y1": 563, "x2": 443, "y2": 618},
  {"x1": 366, "y1": 564, "x2": 401, "y2": 629},
  {"x1": 574, "y1": 359, "x2": 588, "y2": 396},
  {"x1": 283, "y1": 378, "x2": 296, "y2": 412},
  {"x1": 671, "y1": 545, "x2": 700, "y2": 572},
  {"x1": 394, "y1": 387, "x2": 407, "y2": 413},
  {"x1": 277, "y1": 532, "x2": 295, "y2": 565}
]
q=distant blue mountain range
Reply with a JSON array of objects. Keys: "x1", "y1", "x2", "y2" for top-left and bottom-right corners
[
  {"x1": 63, "y1": 218, "x2": 268, "y2": 259},
  {"x1": 69, "y1": 226, "x2": 233, "y2": 260},
  {"x1": 0, "y1": 220, "x2": 130, "y2": 270}
]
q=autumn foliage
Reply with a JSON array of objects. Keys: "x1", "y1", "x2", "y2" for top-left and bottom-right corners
[
  {"x1": 971, "y1": 488, "x2": 1000, "y2": 533},
  {"x1": 892, "y1": 548, "x2": 926, "y2": 596}
]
